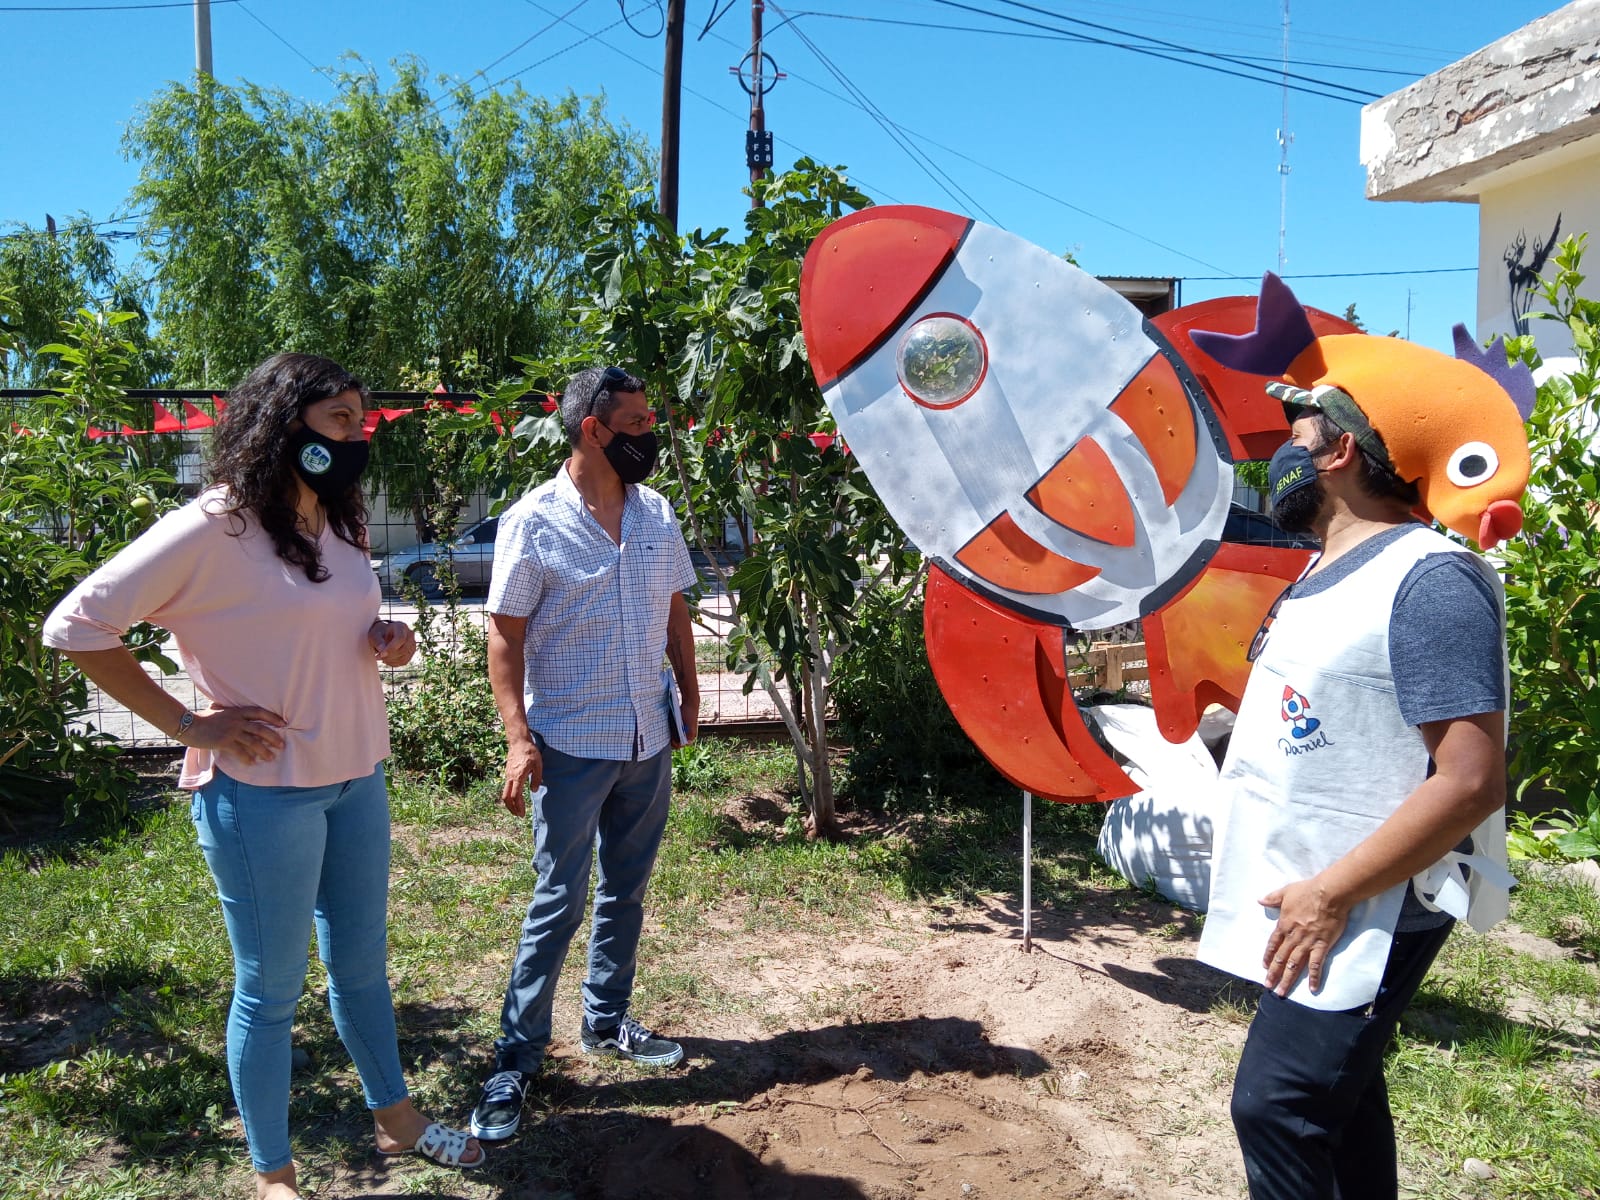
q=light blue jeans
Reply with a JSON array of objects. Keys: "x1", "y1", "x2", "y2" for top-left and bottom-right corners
[
  {"x1": 192, "y1": 765, "x2": 408, "y2": 1172},
  {"x1": 494, "y1": 739, "x2": 672, "y2": 1073}
]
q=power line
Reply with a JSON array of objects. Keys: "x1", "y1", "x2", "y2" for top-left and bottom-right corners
[
  {"x1": 615, "y1": 0, "x2": 663, "y2": 38},
  {"x1": 1184, "y1": 267, "x2": 1476, "y2": 281},
  {"x1": 1096, "y1": 6, "x2": 1464, "y2": 66},
  {"x1": 767, "y1": 1, "x2": 1001, "y2": 225},
  {"x1": 0, "y1": 0, "x2": 236, "y2": 9},
  {"x1": 0, "y1": 0, "x2": 615, "y2": 246},
  {"x1": 696, "y1": 0, "x2": 737, "y2": 41},
  {"x1": 777, "y1": 10, "x2": 1420, "y2": 79},
  {"x1": 924, "y1": 0, "x2": 1374, "y2": 104},
  {"x1": 235, "y1": 1, "x2": 338, "y2": 85},
  {"x1": 980, "y1": 0, "x2": 1384, "y2": 96},
  {"x1": 518, "y1": 0, "x2": 910, "y2": 204},
  {"x1": 733, "y1": 14, "x2": 1235, "y2": 272}
]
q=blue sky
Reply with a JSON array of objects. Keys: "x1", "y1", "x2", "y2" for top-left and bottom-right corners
[{"x1": 3, "y1": 0, "x2": 1560, "y2": 354}]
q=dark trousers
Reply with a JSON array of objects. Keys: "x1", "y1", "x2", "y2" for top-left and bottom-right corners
[{"x1": 1230, "y1": 920, "x2": 1455, "y2": 1200}]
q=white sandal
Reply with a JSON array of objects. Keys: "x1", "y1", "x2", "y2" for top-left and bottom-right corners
[{"x1": 376, "y1": 1121, "x2": 486, "y2": 1169}]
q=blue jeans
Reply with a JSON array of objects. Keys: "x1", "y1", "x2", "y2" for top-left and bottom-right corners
[
  {"x1": 192, "y1": 766, "x2": 408, "y2": 1172},
  {"x1": 494, "y1": 740, "x2": 672, "y2": 1073},
  {"x1": 1230, "y1": 920, "x2": 1455, "y2": 1200}
]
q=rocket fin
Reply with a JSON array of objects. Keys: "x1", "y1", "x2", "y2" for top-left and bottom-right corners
[
  {"x1": 1142, "y1": 541, "x2": 1313, "y2": 743},
  {"x1": 1109, "y1": 355, "x2": 1198, "y2": 506},
  {"x1": 955, "y1": 512, "x2": 1101, "y2": 595},
  {"x1": 1025, "y1": 436, "x2": 1136, "y2": 547},
  {"x1": 925, "y1": 565, "x2": 1136, "y2": 802}
]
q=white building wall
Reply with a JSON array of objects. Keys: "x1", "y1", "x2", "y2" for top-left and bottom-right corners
[{"x1": 1475, "y1": 142, "x2": 1600, "y2": 356}]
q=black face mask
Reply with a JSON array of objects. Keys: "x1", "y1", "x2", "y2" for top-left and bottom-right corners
[
  {"x1": 289, "y1": 425, "x2": 369, "y2": 499},
  {"x1": 1267, "y1": 438, "x2": 1330, "y2": 534},
  {"x1": 599, "y1": 422, "x2": 659, "y2": 484}
]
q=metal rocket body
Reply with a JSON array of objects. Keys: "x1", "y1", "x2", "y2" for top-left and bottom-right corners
[{"x1": 801, "y1": 207, "x2": 1233, "y2": 630}]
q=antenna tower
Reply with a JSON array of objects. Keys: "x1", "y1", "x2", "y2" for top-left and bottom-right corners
[{"x1": 1276, "y1": 0, "x2": 1291, "y2": 272}]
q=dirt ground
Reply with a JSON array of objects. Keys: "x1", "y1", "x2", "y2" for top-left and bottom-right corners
[
  {"x1": 598, "y1": 898, "x2": 1246, "y2": 1200},
  {"x1": 364, "y1": 890, "x2": 1257, "y2": 1200}
]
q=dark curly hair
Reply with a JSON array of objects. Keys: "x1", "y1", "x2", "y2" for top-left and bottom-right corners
[{"x1": 207, "y1": 353, "x2": 370, "y2": 582}]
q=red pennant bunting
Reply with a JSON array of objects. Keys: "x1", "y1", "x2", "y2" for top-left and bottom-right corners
[
  {"x1": 151, "y1": 401, "x2": 183, "y2": 433},
  {"x1": 182, "y1": 400, "x2": 215, "y2": 430}
]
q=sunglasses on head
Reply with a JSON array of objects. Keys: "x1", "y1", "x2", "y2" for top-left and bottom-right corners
[{"x1": 589, "y1": 366, "x2": 630, "y2": 414}]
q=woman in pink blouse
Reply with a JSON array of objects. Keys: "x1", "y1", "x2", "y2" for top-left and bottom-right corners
[{"x1": 44, "y1": 354, "x2": 483, "y2": 1198}]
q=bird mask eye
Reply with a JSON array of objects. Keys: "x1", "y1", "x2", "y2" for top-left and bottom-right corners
[
  {"x1": 896, "y1": 313, "x2": 987, "y2": 409},
  {"x1": 1446, "y1": 441, "x2": 1499, "y2": 488}
]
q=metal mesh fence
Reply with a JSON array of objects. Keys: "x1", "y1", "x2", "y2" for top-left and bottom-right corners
[{"x1": 7, "y1": 389, "x2": 782, "y2": 752}]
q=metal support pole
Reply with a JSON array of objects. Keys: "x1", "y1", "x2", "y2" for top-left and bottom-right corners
[
  {"x1": 1021, "y1": 790, "x2": 1033, "y2": 953},
  {"x1": 194, "y1": 0, "x2": 213, "y2": 79}
]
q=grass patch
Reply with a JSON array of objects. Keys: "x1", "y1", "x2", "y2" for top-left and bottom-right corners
[
  {"x1": 1509, "y1": 860, "x2": 1600, "y2": 960},
  {"x1": 3, "y1": 735, "x2": 1596, "y2": 1199}
]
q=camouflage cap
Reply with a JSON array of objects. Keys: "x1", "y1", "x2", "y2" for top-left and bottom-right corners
[{"x1": 1266, "y1": 380, "x2": 1394, "y2": 469}]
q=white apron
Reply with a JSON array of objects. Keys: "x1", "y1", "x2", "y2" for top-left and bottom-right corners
[{"x1": 1198, "y1": 526, "x2": 1512, "y2": 1011}]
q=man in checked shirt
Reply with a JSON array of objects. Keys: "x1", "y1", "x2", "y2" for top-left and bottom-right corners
[{"x1": 470, "y1": 365, "x2": 700, "y2": 1144}]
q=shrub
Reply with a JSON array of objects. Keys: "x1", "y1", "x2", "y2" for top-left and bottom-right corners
[
  {"x1": 829, "y1": 579, "x2": 1002, "y2": 810},
  {"x1": 1500, "y1": 234, "x2": 1600, "y2": 860},
  {"x1": 1, "y1": 304, "x2": 174, "y2": 825},
  {"x1": 386, "y1": 614, "x2": 503, "y2": 791}
]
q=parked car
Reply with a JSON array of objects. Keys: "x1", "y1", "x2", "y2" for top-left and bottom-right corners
[{"x1": 378, "y1": 515, "x2": 499, "y2": 599}]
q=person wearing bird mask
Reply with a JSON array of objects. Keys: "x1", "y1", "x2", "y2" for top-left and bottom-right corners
[
  {"x1": 471, "y1": 365, "x2": 700, "y2": 1144},
  {"x1": 1189, "y1": 276, "x2": 1532, "y2": 1200}
]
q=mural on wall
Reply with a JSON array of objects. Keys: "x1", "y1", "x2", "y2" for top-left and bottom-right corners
[
  {"x1": 1504, "y1": 212, "x2": 1562, "y2": 336},
  {"x1": 799, "y1": 205, "x2": 1535, "y2": 804}
]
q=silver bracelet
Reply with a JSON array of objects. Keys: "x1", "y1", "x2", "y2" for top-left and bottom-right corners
[{"x1": 175, "y1": 709, "x2": 197, "y2": 742}]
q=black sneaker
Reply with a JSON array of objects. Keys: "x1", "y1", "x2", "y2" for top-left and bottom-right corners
[
  {"x1": 469, "y1": 1068, "x2": 531, "y2": 1141},
  {"x1": 580, "y1": 1014, "x2": 684, "y2": 1067}
]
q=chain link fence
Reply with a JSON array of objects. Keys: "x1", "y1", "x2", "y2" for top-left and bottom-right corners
[{"x1": 7, "y1": 389, "x2": 781, "y2": 753}]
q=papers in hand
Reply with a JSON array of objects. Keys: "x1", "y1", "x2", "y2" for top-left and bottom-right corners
[{"x1": 662, "y1": 668, "x2": 688, "y2": 745}]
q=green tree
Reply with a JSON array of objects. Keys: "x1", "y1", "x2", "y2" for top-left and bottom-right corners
[
  {"x1": 529, "y1": 163, "x2": 913, "y2": 839},
  {"x1": 123, "y1": 60, "x2": 655, "y2": 389},
  {"x1": 0, "y1": 218, "x2": 156, "y2": 386},
  {"x1": 1499, "y1": 233, "x2": 1600, "y2": 856},
  {"x1": 124, "y1": 59, "x2": 655, "y2": 540}
]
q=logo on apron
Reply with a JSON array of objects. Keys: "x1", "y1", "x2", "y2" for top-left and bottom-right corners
[{"x1": 1278, "y1": 685, "x2": 1332, "y2": 754}]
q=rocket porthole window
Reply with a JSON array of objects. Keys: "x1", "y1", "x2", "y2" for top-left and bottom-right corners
[{"x1": 897, "y1": 313, "x2": 988, "y2": 409}]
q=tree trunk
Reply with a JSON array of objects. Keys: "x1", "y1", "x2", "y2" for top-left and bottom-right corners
[{"x1": 802, "y1": 598, "x2": 841, "y2": 841}]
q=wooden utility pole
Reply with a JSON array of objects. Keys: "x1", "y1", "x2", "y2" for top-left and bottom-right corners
[
  {"x1": 194, "y1": 0, "x2": 213, "y2": 78},
  {"x1": 739, "y1": 0, "x2": 778, "y2": 207},
  {"x1": 659, "y1": 0, "x2": 686, "y2": 231},
  {"x1": 748, "y1": 0, "x2": 766, "y2": 205}
]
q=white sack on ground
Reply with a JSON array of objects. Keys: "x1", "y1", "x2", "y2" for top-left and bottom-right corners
[{"x1": 1090, "y1": 703, "x2": 1225, "y2": 912}]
